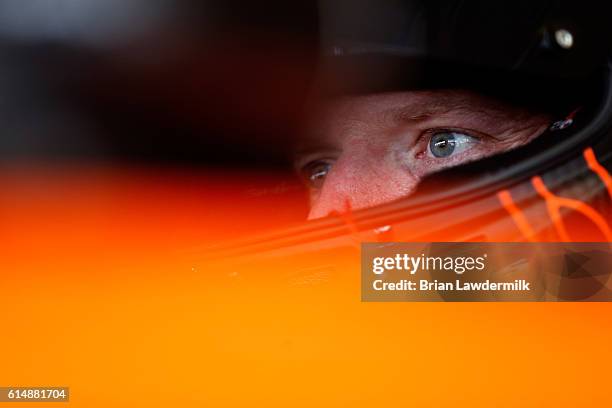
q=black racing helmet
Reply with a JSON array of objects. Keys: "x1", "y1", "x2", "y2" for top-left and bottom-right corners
[
  {"x1": 212, "y1": 0, "x2": 612, "y2": 258},
  {"x1": 311, "y1": 0, "x2": 612, "y2": 242}
]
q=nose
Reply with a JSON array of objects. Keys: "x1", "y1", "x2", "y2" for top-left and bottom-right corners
[{"x1": 307, "y1": 148, "x2": 419, "y2": 219}]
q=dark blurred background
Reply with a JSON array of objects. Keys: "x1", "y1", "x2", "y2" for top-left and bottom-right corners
[{"x1": 0, "y1": 0, "x2": 319, "y2": 168}]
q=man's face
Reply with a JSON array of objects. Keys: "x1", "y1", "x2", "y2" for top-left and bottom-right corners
[{"x1": 295, "y1": 89, "x2": 550, "y2": 219}]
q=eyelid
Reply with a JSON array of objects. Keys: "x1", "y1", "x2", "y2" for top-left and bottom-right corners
[
  {"x1": 418, "y1": 126, "x2": 493, "y2": 143},
  {"x1": 301, "y1": 159, "x2": 332, "y2": 173},
  {"x1": 293, "y1": 149, "x2": 339, "y2": 173}
]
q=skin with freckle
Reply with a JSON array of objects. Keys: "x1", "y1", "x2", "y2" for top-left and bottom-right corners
[{"x1": 296, "y1": 90, "x2": 551, "y2": 219}]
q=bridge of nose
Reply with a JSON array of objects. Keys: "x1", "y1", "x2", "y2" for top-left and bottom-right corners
[{"x1": 308, "y1": 142, "x2": 419, "y2": 219}]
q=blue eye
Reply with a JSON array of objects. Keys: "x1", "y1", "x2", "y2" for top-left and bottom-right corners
[
  {"x1": 428, "y1": 131, "x2": 478, "y2": 158},
  {"x1": 301, "y1": 160, "x2": 332, "y2": 189}
]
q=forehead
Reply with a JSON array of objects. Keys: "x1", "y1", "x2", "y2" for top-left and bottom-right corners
[
  {"x1": 305, "y1": 89, "x2": 532, "y2": 139},
  {"x1": 319, "y1": 89, "x2": 512, "y2": 121}
]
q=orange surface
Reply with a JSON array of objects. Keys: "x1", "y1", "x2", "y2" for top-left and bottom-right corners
[{"x1": 1, "y1": 165, "x2": 611, "y2": 407}]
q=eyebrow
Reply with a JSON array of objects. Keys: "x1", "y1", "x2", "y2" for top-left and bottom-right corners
[
  {"x1": 387, "y1": 105, "x2": 454, "y2": 127},
  {"x1": 389, "y1": 104, "x2": 501, "y2": 125},
  {"x1": 395, "y1": 111, "x2": 435, "y2": 122}
]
